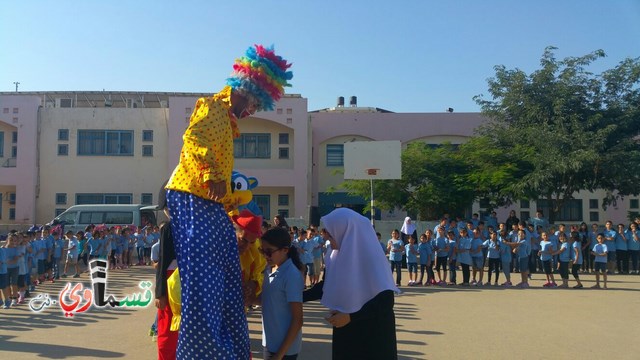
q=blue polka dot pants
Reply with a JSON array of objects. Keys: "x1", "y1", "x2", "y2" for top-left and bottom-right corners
[{"x1": 167, "y1": 190, "x2": 250, "y2": 360}]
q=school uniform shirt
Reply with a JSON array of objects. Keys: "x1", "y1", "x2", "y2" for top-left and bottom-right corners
[
  {"x1": 36, "y1": 239, "x2": 47, "y2": 261},
  {"x1": 0, "y1": 248, "x2": 7, "y2": 274},
  {"x1": 136, "y1": 233, "x2": 146, "y2": 248},
  {"x1": 603, "y1": 229, "x2": 618, "y2": 252},
  {"x1": 483, "y1": 240, "x2": 501, "y2": 259},
  {"x1": 301, "y1": 240, "x2": 315, "y2": 264},
  {"x1": 388, "y1": 239, "x2": 404, "y2": 262},
  {"x1": 499, "y1": 240, "x2": 512, "y2": 263},
  {"x1": 87, "y1": 238, "x2": 101, "y2": 256},
  {"x1": 53, "y1": 239, "x2": 65, "y2": 258},
  {"x1": 628, "y1": 230, "x2": 640, "y2": 251},
  {"x1": 165, "y1": 86, "x2": 239, "y2": 208},
  {"x1": 405, "y1": 244, "x2": 418, "y2": 264},
  {"x1": 517, "y1": 238, "x2": 531, "y2": 259},
  {"x1": 67, "y1": 238, "x2": 79, "y2": 258},
  {"x1": 434, "y1": 236, "x2": 449, "y2": 258},
  {"x1": 558, "y1": 243, "x2": 571, "y2": 262},
  {"x1": 615, "y1": 230, "x2": 629, "y2": 251},
  {"x1": 448, "y1": 239, "x2": 457, "y2": 260},
  {"x1": 571, "y1": 241, "x2": 583, "y2": 265},
  {"x1": 45, "y1": 235, "x2": 54, "y2": 256},
  {"x1": 261, "y1": 258, "x2": 304, "y2": 356},
  {"x1": 593, "y1": 243, "x2": 608, "y2": 263},
  {"x1": 418, "y1": 242, "x2": 432, "y2": 265},
  {"x1": 17, "y1": 245, "x2": 27, "y2": 275},
  {"x1": 312, "y1": 235, "x2": 324, "y2": 259},
  {"x1": 470, "y1": 237, "x2": 484, "y2": 258},
  {"x1": 5, "y1": 247, "x2": 19, "y2": 269},
  {"x1": 539, "y1": 241, "x2": 554, "y2": 261},
  {"x1": 457, "y1": 237, "x2": 473, "y2": 265}
]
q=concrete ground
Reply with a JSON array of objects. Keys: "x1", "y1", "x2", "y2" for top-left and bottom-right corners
[{"x1": 1, "y1": 266, "x2": 640, "y2": 359}]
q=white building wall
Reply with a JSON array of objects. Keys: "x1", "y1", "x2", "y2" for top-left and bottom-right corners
[{"x1": 36, "y1": 107, "x2": 170, "y2": 223}]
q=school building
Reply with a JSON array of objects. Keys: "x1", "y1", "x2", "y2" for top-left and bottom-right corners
[{"x1": 0, "y1": 92, "x2": 636, "y2": 228}]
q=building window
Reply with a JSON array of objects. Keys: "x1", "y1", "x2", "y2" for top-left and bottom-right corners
[
  {"x1": 278, "y1": 194, "x2": 289, "y2": 206},
  {"x1": 56, "y1": 193, "x2": 67, "y2": 205},
  {"x1": 234, "y1": 133, "x2": 271, "y2": 158},
  {"x1": 520, "y1": 211, "x2": 530, "y2": 221},
  {"x1": 278, "y1": 147, "x2": 289, "y2": 159},
  {"x1": 58, "y1": 99, "x2": 72, "y2": 108},
  {"x1": 12, "y1": 117, "x2": 18, "y2": 124},
  {"x1": 141, "y1": 193, "x2": 153, "y2": 205},
  {"x1": 9, "y1": 208, "x2": 15, "y2": 220},
  {"x1": 58, "y1": 144, "x2": 69, "y2": 156},
  {"x1": 57, "y1": 130, "x2": 68, "y2": 145},
  {"x1": 2, "y1": 108, "x2": 8, "y2": 113},
  {"x1": 326, "y1": 144, "x2": 344, "y2": 166},
  {"x1": 11, "y1": 146, "x2": 17, "y2": 158},
  {"x1": 143, "y1": 130, "x2": 154, "y2": 142},
  {"x1": 589, "y1": 199, "x2": 598, "y2": 209},
  {"x1": 12, "y1": 131, "x2": 17, "y2": 143},
  {"x1": 77, "y1": 130, "x2": 133, "y2": 156},
  {"x1": 9, "y1": 193, "x2": 16, "y2": 205},
  {"x1": 253, "y1": 195, "x2": 270, "y2": 219},
  {"x1": 537, "y1": 199, "x2": 583, "y2": 222},
  {"x1": 590, "y1": 211, "x2": 599, "y2": 222},
  {"x1": 185, "y1": 107, "x2": 192, "y2": 114},
  {"x1": 279, "y1": 133, "x2": 289, "y2": 144},
  {"x1": 58, "y1": 129, "x2": 69, "y2": 141},
  {"x1": 142, "y1": 145, "x2": 154, "y2": 157},
  {"x1": 286, "y1": 108, "x2": 293, "y2": 114},
  {"x1": 630, "y1": 199, "x2": 639, "y2": 209},
  {"x1": 286, "y1": 118, "x2": 292, "y2": 124},
  {"x1": 55, "y1": 208, "x2": 66, "y2": 216},
  {"x1": 12, "y1": 108, "x2": 18, "y2": 114},
  {"x1": 520, "y1": 200, "x2": 530, "y2": 209},
  {"x1": 76, "y1": 193, "x2": 133, "y2": 204},
  {"x1": 276, "y1": 108, "x2": 283, "y2": 114},
  {"x1": 278, "y1": 209, "x2": 289, "y2": 218},
  {"x1": 0, "y1": 131, "x2": 3, "y2": 157}
]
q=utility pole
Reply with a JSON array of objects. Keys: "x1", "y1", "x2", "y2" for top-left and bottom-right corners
[{"x1": 13, "y1": 81, "x2": 20, "y2": 92}]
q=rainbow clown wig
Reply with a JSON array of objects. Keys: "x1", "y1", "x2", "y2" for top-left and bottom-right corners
[{"x1": 226, "y1": 44, "x2": 293, "y2": 112}]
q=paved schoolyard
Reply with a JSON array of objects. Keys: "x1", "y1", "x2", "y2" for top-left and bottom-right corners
[{"x1": 1, "y1": 266, "x2": 639, "y2": 359}]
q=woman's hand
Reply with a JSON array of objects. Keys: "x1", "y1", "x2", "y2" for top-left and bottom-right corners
[{"x1": 326, "y1": 310, "x2": 351, "y2": 328}]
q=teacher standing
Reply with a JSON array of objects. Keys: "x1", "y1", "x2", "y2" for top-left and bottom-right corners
[{"x1": 304, "y1": 208, "x2": 399, "y2": 359}]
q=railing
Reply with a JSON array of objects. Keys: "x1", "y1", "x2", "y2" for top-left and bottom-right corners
[{"x1": 2, "y1": 157, "x2": 16, "y2": 167}]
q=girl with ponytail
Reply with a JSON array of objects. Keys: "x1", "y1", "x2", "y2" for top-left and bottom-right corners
[{"x1": 257, "y1": 227, "x2": 304, "y2": 359}]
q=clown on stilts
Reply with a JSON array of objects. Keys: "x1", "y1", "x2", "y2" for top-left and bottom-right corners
[{"x1": 165, "y1": 45, "x2": 292, "y2": 359}]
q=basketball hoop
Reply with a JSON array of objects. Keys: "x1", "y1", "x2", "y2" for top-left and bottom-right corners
[{"x1": 366, "y1": 168, "x2": 379, "y2": 176}]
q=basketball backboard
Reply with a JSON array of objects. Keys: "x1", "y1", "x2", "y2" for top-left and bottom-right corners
[{"x1": 344, "y1": 140, "x2": 402, "y2": 180}]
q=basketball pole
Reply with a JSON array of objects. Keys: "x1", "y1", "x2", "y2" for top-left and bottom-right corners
[{"x1": 370, "y1": 178, "x2": 374, "y2": 227}]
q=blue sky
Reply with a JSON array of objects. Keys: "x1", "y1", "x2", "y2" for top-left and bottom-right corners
[{"x1": 1, "y1": 1, "x2": 638, "y2": 112}]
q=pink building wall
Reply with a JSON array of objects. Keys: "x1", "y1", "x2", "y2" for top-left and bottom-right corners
[{"x1": 0, "y1": 95, "x2": 41, "y2": 224}]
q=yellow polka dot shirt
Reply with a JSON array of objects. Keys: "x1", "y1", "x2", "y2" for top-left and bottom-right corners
[{"x1": 166, "y1": 86, "x2": 240, "y2": 204}]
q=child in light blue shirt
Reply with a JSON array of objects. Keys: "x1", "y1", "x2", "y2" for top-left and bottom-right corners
[
  {"x1": 62, "y1": 231, "x2": 80, "y2": 278},
  {"x1": 387, "y1": 230, "x2": 404, "y2": 286},
  {"x1": 591, "y1": 234, "x2": 608, "y2": 289},
  {"x1": 538, "y1": 232, "x2": 556, "y2": 287},
  {"x1": 483, "y1": 233, "x2": 501, "y2": 286},
  {"x1": 555, "y1": 233, "x2": 571, "y2": 288},
  {"x1": 456, "y1": 229, "x2": 473, "y2": 285},
  {"x1": 571, "y1": 235, "x2": 584, "y2": 288},
  {"x1": 418, "y1": 234, "x2": 434, "y2": 286},
  {"x1": 405, "y1": 236, "x2": 419, "y2": 286}
]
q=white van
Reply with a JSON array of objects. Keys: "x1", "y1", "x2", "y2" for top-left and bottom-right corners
[{"x1": 49, "y1": 204, "x2": 158, "y2": 233}]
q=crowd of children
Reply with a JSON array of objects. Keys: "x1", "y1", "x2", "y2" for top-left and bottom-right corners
[
  {"x1": 0, "y1": 224, "x2": 160, "y2": 309},
  {"x1": 385, "y1": 212, "x2": 640, "y2": 290}
]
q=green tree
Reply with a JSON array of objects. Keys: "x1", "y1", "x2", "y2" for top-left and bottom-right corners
[{"x1": 473, "y1": 47, "x2": 640, "y2": 222}]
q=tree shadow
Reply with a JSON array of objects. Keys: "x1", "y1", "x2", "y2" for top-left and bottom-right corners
[{"x1": 0, "y1": 335, "x2": 125, "y2": 359}]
